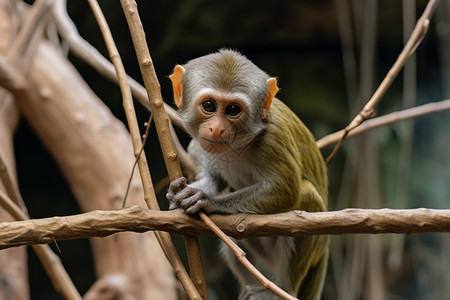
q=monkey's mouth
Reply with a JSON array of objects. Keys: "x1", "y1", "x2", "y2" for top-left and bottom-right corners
[
  {"x1": 199, "y1": 136, "x2": 233, "y2": 154},
  {"x1": 200, "y1": 136, "x2": 232, "y2": 145}
]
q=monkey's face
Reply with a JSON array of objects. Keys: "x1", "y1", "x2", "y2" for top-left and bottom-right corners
[{"x1": 194, "y1": 93, "x2": 249, "y2": 154}]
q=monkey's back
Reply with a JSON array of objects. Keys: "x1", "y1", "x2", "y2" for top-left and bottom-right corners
[{"x1": 257, "y1": 98, "x2": 328, "y2": 212}]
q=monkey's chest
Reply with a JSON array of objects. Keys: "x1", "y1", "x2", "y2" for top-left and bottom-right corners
[{"x1": 215, "y1": 155, "x2": 258, "y2": 189}]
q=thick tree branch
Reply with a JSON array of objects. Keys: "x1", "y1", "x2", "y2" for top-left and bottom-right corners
[{"x1": 1, "y1": 206, "x2": 449, "y2": 250}]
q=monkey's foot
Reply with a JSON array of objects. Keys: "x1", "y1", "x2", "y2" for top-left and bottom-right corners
[{"x1": 238, "y1": 285, "x2": 286, "y2": 300}]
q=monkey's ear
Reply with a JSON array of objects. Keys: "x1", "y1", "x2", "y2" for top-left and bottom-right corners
[
  {"x1": 169, "y1": 65, "x2": 185, "y2": 108},
  {"x1": 261, "y1": 77, "x2": 279, "y2": 119}
]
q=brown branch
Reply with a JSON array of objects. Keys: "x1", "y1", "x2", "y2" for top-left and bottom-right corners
[
  {"x1": 317, "y1": 99, "x2": 450, "y2": 149},
  {"x1": 6, "y1": 0, "x2": 52, "y2": 70},
  {"x1": 118, "y1": 2, "x2": 209, "y2": 299},
  {"x1": 325, "y1": 0, "x2": 440, "y2": 164},
  {"x1": 0, "y1": 153, "x2": 27, "y2": 213},
  {"x1": 50, "y1": 0, "x2": 198, "y2": 176},
  {"x1": 1, "y1": 206, "x2": 450, "y2": 250},
  {"x1": 50, "y1": 0, "x2": 181, "y2": 126},
  {"x1": 87, "y1": 1, "x2": 200, "y2": 300},
  {"x1": 199, "y1": 212, "x2": 298, "y2": 300},
  {"x1": 0, "y1": 55, "x2": 26, "y2": 90},
  {"x1": 0, "y1": 190, "x2": 82, "y2": 300}
]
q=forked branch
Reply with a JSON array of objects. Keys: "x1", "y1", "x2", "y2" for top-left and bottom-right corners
[{"x1": 325, "y1": 0, "x2": 440, "y2": 164}]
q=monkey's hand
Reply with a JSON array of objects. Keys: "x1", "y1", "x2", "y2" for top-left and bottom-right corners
[{"x1": 166, "y1": 177, "x2": 212, "y2": 214}]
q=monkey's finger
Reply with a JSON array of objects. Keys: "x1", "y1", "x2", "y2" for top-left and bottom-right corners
[
  {"x1": 168, "y1": 176, "x2": 187, "y2": 193},
  {"x1": 179, "y1": 190, "x2": 204, "y2": 207},
  {"x1": 185, "y1": 199, "x2": 210, "y2": 215},
  {"x1": 172, "y1": 186, "x2": 198, "y2": 203},
  {"x1": 168, "y1": 200, "x2": 180, "y2": 210},
  {"x1": 166, "y1": 191, "x2": 175, "y2": 200}
]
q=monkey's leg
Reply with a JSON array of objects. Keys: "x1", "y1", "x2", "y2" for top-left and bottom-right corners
[
  {"x1": 235, "y1": 237, "x2": 298, "y2": 300},
  {"x1": 296, "y1": 244, "x2": 329, "y2": 300},
  {"x1": 219, "y1": 240, "x2": 260, "y2": 287}
]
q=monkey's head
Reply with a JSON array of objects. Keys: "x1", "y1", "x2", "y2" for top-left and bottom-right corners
[{"x1": 170, "y1": 49, "x2": 279, "y2": 154}]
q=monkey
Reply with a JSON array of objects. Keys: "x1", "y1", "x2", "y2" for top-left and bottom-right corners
[{"x1": 166, "y1": 49, "x2": 329, "y2": 300}]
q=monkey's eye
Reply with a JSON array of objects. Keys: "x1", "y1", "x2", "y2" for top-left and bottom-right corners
[
  {"x1": 226, "y1": 104, "x2": 241, "y2": 117},
  {"x1": 201, "y1": 100, "x2": 216, "y2": 113}
]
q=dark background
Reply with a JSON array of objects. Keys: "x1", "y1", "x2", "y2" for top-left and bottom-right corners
[{"x1": 14, "y1": 0, "x2": 450, "y2": 299}]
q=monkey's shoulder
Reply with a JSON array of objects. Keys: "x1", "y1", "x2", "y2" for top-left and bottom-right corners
[
  {"x1": 261, "y1": 98, "x2": 328, "y2": 197},
  {"x1": 263, "y1": 98, "x2": 318, "y2": 153}
]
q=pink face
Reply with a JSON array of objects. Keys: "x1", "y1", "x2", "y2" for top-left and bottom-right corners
[{"x1": 195, "y1": 92, "x2": 249, "y2": 154}]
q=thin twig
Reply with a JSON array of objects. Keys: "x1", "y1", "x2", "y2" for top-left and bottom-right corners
[
  {"x1": 199, "y1": 213, "x2": 298, "y2": 300},
  {"x1": 325, "y1": 0, "x2": 440, "y2": 165},
  {"x1": 87, "y1": 1, "x2": 202, "y2": 299},
  {"x1": 122, "y1": 114, "x2": 153, "y2": 208},
  {"x1": 316, "y1": 99, "x2": 450, "y2": 149}
]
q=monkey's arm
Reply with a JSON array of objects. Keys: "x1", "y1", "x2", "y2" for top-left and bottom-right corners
[{"x1": 168, "y1": 173, "x2": 302, "y2": 215}]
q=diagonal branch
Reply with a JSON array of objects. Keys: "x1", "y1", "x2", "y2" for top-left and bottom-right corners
[
  {"x1": 325, "y1": 0, "x2": 440, "y2": 164},
  {"x1": 317, "y1": 99, "x2": 450, "y2": 149},
  {"x1": 50, "y1": 0, "x2": 196, "y2": 175}
]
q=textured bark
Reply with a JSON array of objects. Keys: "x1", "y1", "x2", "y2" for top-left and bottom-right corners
[
  {"x1": 0, "y1": 3, "x2": 29, "y2": 299},
  {"x1": 12, "y1": 40, "x2": 177, "y2": 299},
  {"x1": 1, "y1": 207, "x2": 450, "y2": 249},
  {"x1": 0, "y1": 91, "x2": 29, "y2": 300}
]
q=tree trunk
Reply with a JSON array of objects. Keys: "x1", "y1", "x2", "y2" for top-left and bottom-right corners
[
  {"x1": 15, "y1": 40, "x2": 177, "y2": 299},
  {"x1": 0, "y1": 90, "x2": 29, "y2": 300},
  {"x1": 0, "y1": 3, "x2": 29, "y2": 299}
]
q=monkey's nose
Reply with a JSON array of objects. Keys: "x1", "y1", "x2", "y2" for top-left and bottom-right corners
[{"x1": 209, "y1": 127, "x2": 225, "y2": 138}]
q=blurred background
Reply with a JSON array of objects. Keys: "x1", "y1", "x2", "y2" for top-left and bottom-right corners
[{"x1": 15, "y1": 0, "x2": 450, "y2": 299}]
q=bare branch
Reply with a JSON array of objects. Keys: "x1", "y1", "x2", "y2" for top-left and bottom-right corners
[
  {"x1": 325, "y1": 0, "x2": 440, "y2": 164},
  {"x1": 0, "y1": 55, "x2": 26, "y2": 90},
  {"x1": 119, "y1": 1, "x2": 209, "y2": 299},
  {"x1": 317, "y1": 99, "x2": 450, "y2": 149},
  {"x1": 50, "y1": 0, "x2": 182, "y2": 126},
  {"x1": 50, "y1": 0, "x2": 196, "y2": 177},
  {"x1": 0, "y1": 190, "x2": 82, "y2": 300},
  {"x1": 87, "y1": 1, "x2": 200, "y2": 299},
  {"x1": 1, "y1": 206, "x2": 450, "y2": 250}
]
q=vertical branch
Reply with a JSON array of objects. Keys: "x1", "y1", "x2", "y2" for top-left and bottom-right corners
[
  {"x1": 118, "y1": 1, "x2": 208, "y2": 299},
  {"x1": 86, "y1": 1, "x2": 201, "y2": 299}
]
